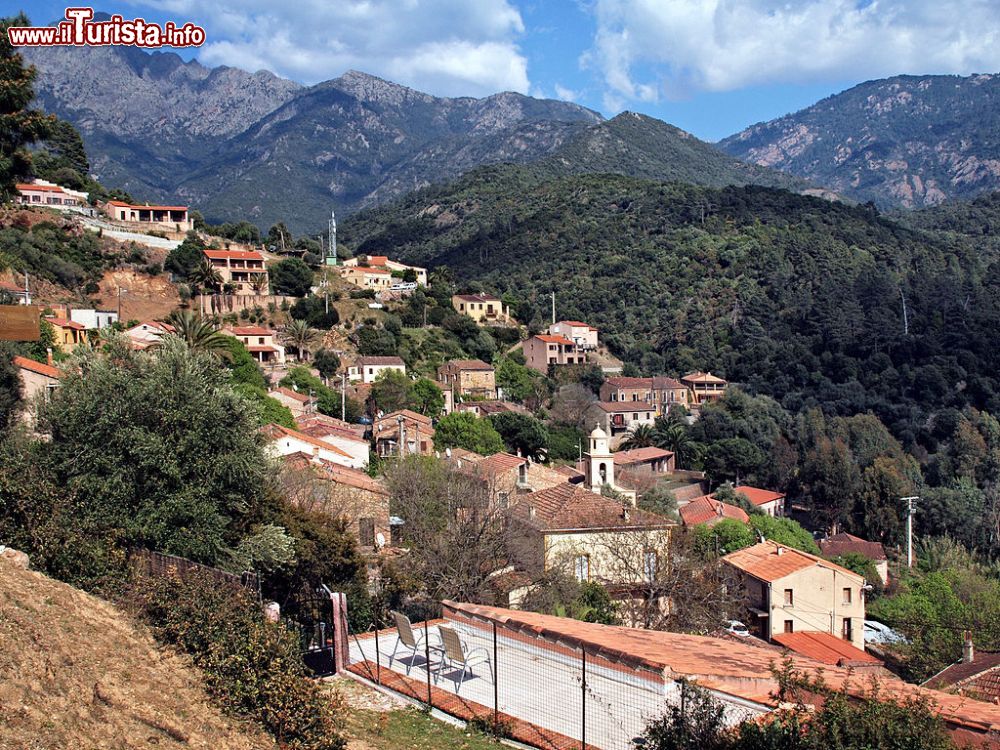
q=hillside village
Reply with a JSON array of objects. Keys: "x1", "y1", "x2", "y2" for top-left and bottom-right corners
[{"x1": 6, "y1": 12, "x2": 1000, "y2": 750}]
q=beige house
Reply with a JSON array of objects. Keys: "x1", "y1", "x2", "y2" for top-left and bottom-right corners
[
  {"x1": 373, "y1": 409, "x2": 434, "y2": 457},
  {"x1": 269, "y1": 386, "x2": 317, "y2": 417},
  {"x1": 103, "y1": 199, "x2": 192, "y2": 231},
  {"x1": 282, "y1": 453, "x2": 390, "y2": 551},
  {"x1": 295, "y1": 414, "x2": 370, "y2": 468},
  {"x1": 224, "y1": 326, "x2": 285, "y2": 364},
  {"x1": 613, "y1": 447, "x2": 675, "y2": 475},
  {"x1": 599, "y1": 376, "x2": 689, "y2": 414},
  {"x1": 437, "y1": 359, "x2": 496, "y2": 400},
  {"x1": 125, "y1": 320, "x2": 174, "y2": 350},
  {"x1": 589, "y1": 401, "x2": 656, "y2": 440},
  {"x1": 339, "y1": 264, "x2": 394, "y2": 291},
  {"x1": 348, "y1": 355, "x2": 406, "y2": 384},
  {"x1": 730, "y1": 485, "x2": 786, "y2": 517},
  {"x1": 16, "y1": 180, "x2": 88, "y2": 212},
  {"x1": 523, "y1": 334, "x2": 588, "y2": 373},
  {"x1": 262, "y1": 423, "x2": 366, "y2": 469},
  {"x1": 203, "y1": 249, "x2": 269, "y2": 296},
  {"x1": 342, "y1": 255, "x2": 427, "y2": 286},
  {"x1": 549, "y1": 320, "x2": 598, "y2": 351},
  {"x1": 13, "y1": 355, "x2": 61, "y2": 423},
  {"x1": 682, "y1": 371, "x2": 728, "y2": 405},
  {"x1": 44, "y1": 316, "x2": 86, "y2": 352},
  {"x1": 722, "y1": 541, "x2": 867, "y2": 650},
  {"x1": 451, "y1": 294, "x2": 512, "y2": 325}
]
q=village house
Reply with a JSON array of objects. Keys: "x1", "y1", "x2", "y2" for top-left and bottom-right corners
[
  {"x1": 372, "y1": 409, "x2": 434, "y2": 457},
  {"x1": 262, "y1": 422, "x2": 366, "y2": 469},
  {"x1": 730, "y1": 485, "x2": 786, "y2": 517},
  {"x1": 924, "y1": 643, "x2": 1000, "y2": 704},
  {"x1": 599, "y1": 376, "x2": 689, "y2": 414},
  {"x1": 342, "y1": 255, "x2": 428, "y2": 286},
  {"x1": 282, "y1": 452, "x2": 390, "y2": 550},
  {"x1": 548, "y1": 320, "x2": 598, "y2": 351},
  {"x1": 103, "y1": 199, "x2": 192, "y2": 231},
  {"x1": 437, "y1": 359, "x2": 496, "y2": 400},
  {"x1": 678, "y1": 494, "x2": 750, "y2": 527},
  {"x1": 223, "y1": 326, "x2": 286, "y2": 365},
  {"x1": 348, "y1": 355, "x2": 406, "y2": 384},
  {"x1": 13, "y1": 355, "x2": 61, "y2": 423},
  {"x1": 124, "y1": 320, "x2": 174, "y2": 350},
  {"x1": 820, "y1": 532, "x2": 890, "y2": 585},
  {"x1": 722, "y1": 541, "x2": 867, "y2": 649},
  {"x1": 454, "y1": 400, "x2": 529, "y2": 418},
  {"x1": 451, "y1": 293, "x2": 512, "y2": 325},
  {"x1": 44, "y1": 316, "x2": 86, "y2": 352},
  {"x1": 269, "y1": 386, "x2": 317, "y2": 417},
  {"x1": 681, "y1": 371, "x2": 728, "y2": 405},
  {"x1": 0, "y1": 279, "x2": 31, "y2": 305},
  {"x1": 203, "y1": 249, "x2": 269, "y2": 296},
  {"x1": 295, "y1": 414, "x2": 370, "y2": 468},
  {"x1": 338, "y1": 264, "x2": 394, "y2": 291},
  {"x1": 16, "y1": 180, "x2": 89, "y2": 212},
  {"x1": 612, "y1": 446, "x2": 675, "y2": 475},
  {"x1": 69, "y1": 309, "x2": 118, "y2": 330},
  {"x1": 523, "y1": 333, "x2": 587, "y2": 373},
  {"x1": 589, "y1": 401, "x2": 656, "y2": 441}
]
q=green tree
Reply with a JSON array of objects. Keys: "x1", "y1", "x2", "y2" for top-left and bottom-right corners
[
  {"x1": 408, "y1": 378, "x2": 444, "y2": 417},
  {"x1": 370, "y1": 369, "x2": 411, "y2": 413},
  {"x1": 313, "y1": 349, "x2": 341, "y2": 380},
  {"x1": 493, "y1": 354, "x2": 542, "y2": 403},
  {"x1": 267, "y1": 221, "x2": 291, "y2": 251},
  {"x1": 164, "y1": 233, "x2": 207, "y2": 281},
  {"x1": 163, "y1": 310, "x2": 232, "y2": 357},
  {"x1": 0, "y1": 13, "x2": 54, "y2": 201},
  {"x1": 433, "y1": 411, "x2": 504, "y2": 455},
  {"x1": 488, "y1": 412, "x2": 549, "y2": 460},
  {"x1": 0, "y1": 343, "x2": 22, "y2": 434},
  {"x1": 749, "y1": 515, "x2": 820, "y2": 554},
  {"x1": 270, "y1": 258, "x2": 314, "y2": 297},
  {"x1": 356, "y1": 325, "x2": 398, "y2": 356},
  {"x1": 31, "y1": 118, "x2": 89, "y2": 182},
  {"x1": 279, "y1": 319, "x2": 322, "y2": 362},
  {"x1": 621, "y1": 423, "x2": 656, "y2": 450},
  {"x1": 703, "y1": 438, "x2": 765, "y2": 484}
]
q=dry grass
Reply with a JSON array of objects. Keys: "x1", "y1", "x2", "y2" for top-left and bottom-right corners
[{"x1": 0, "y1": 560, "x2": 275, "y2": 750}]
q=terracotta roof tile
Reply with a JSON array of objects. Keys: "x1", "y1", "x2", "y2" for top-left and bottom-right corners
[
  {"x1": 440, "y1": 359, "x2": 493, "y2": 371},
  {"x1": 604, "y1": 376, "x2": 653, "y2": 389},
  {"x1": 13, "y1": 355, "x2": 61, "y2": 379},
  {"x1": 455, "y1": 293, "x2": 501, "y2": 302},
  {"x1": 44, "y1": 316, "x2": 85, "y2": 330},
  {"x1": 516, "y1": 483, "x2": 673, "y2": 532},
  {"x1": 107, "y1": 199, "x2": 188, "y2": 211},
  {"x1": 723, "y1": 541, "x2": 862, "y2": 583},
  {"x1": 272, "y1": 386, "x2": 312, "y2": 403},
  {"x1": 533, "y1": 334, "x2": 575, "y2": 346},
  {"x1": 203, "y1": 249, "x2": 264, "y2": 261},
  {"x1": 613, "y1": 447, "x2": 674, "y2": 465},
  {"x1": 356, "y1": 356, "x2": 405, "y2": 367},
  {"x1": 261, "y1": 423, "x2": 353, "y2": 460},
  {"x1": 925, "y1": 652, "x2": 1000, "y2": 699},
  {"x1": 474, "y1": 452, "x2": 527, "y2": 476},
  {"x1": 732, "y1": 485, "x2": 785, "y2": 507},
  {"x1": 772, "y1": 631, "x2": 882, "y2": 666},
  {"x1": 819, "y1": 532, "x2": 888, "y2": 561},
  {"x1": 682, "y1": 371, "x2": 728, "y2": 384},
  {"x1": 592, "y1": 402, "x2": 656, "y2": 413},
  {"x1": 229, "y1": 326, "x2": 274, "y2": 336},
  {"x1": 679, "y1": 495, "x2": 749, "y2": 526}
]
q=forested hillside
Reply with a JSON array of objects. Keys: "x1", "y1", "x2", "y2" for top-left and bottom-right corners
[{"x1": 342, "y1": 167, "x2": 1000, "y2": 448}]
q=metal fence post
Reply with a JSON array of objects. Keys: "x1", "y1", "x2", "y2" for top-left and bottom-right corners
[
  {"x1": 493, "y1": 621, "x2": 499, "y2": 734},
  {"x1": 424, "y1": 619, "x2": 432, "y2": 707},
  {"x1": 581, "y1": 647, "x2": 587, "y2": 750},
  {"x1": 374, "y1": 603, "x2": 381, "y2": 686}
]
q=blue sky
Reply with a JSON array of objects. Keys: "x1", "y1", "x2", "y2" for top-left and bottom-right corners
[{"x1": 10, "y1": 1, "x2": 1000, "y2": 141}]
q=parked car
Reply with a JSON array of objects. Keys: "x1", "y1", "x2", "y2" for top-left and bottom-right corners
[
  {"x1": 724, "y1": 620, "x2": 750, "y2": 637},
  {"x1": 864, "y1": 619, "x2": 907, "y2": 645},
  {"x1": 390, "y1": 282, "x2": 417, "y2": 292}
]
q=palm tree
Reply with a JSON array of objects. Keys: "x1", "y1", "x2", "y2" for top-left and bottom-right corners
[
  {"x1": 279, "y1": 319, "x2": 322, "y2": 361},
  {"x1": 250, "y1": 275, "x2": 269, "y2": 299},
  {"x1": 188, "y1": 258, "x2": 223, "y2": 316},
  {"x1": 653, "y1": 418, "x2": 701, "y2": 469},
  {"x1": 162, "y1": 310, "x2": 233, "y2": 358},
  {"x1": 620, "y1": 423, "x2": 656, "y2": 450}
]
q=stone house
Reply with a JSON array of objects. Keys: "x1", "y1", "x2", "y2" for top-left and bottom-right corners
[
  {"x1": 437, "y1": 358, "x2": 497, "y2": 400},
  {"x1": 372, "y1": 409, "x2": 434, "y2": 457}
]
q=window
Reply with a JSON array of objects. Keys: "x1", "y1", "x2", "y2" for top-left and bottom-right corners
[
  {"x1": 258, "y1": 337, "x2": 265, "y2": 345},
  {"x1": 644, "y1": 551, "x2": 658, "y2": 582},
  {"x1": 518, "y1": 463, "x2": 528, "y2": 485},
  {"x1": 783, "y1": 589, "x2": 793, "y2": 606},
  {"x1": 497, "y1": 492, "x2": 510, "y2": 510},
  {"x1": 842, "y1": 617, "x2": 853, "y2": 641},
  {"x1": 843, "y1": 587, "x2": 852, "y2": 605},
  {"x1": 574, "y1": 555, "x2": 590, "y2": 582},
  {"x1": 784, "y1": 620, "x2": 794, "y2": 633},
  {"x1": 358, "y1": 517, "x2": 375, "y2": 547},
  {"x1": 632, "y1": 413, "x2": 638, "y2": 420}
]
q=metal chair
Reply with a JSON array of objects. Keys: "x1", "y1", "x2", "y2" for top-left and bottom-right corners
[
  {"x1": 388, "y1": 610, "x2": 440, "y2": 674},
  {"x1": 435, "y1": 625, "x2": 493, "y2": 692}
]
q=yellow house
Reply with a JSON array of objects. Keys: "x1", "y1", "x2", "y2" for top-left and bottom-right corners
[
  {"x1": 722, "y1": 541, "x2": 867, "y2": 650},
  {"x1": 44, "y1": 316, "x2": 86, "y2": 352},
  {"x1": 451, "y1": 293, "x2": 513, "y2": 325}
]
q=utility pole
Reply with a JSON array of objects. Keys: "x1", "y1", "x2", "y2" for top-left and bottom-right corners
[
  {"x1": 902, "y1": 496, "x2": 919, "y2": 568},
  {"x1": 117, "y1": 287, "x2": 128, "y2": 321},
  {"x1": 551, "y1": 291, "x2": 556, "y2": 326},
  {"x1": 341, "y1": 371, "x2": 346, "y2": 422}
]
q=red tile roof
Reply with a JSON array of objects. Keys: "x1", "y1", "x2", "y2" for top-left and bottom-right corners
[
  {"x1": 474, "y1": 452, "x2": 527, "y2": 477},
  {"x1": 246, "y1": 345, "x2": 279, "y2": 353},
  {"x1": 516, "y1": 483, "x2": 673, "y2": 532},
  {"x1": 13, "y1": 355, "x2": 60, "y2": 379},
  {"x1": 613, "y1": 447, "x2": 674, "y2": 465},
  {"x1": 682, "y1": 371, "x2": 728, "y2": 384},
  {"x1": 556, "y1": 320, "x2": 595, "y2": 329},
  {"x1": 356, "y1": 356, "x2": 405, "y2": 367},
  {"x1": 297, "y1": 420, "x2": 368, "y2": 445},
  {"x1": 272, "y1": 386, "x2": 312, "y2": 403},
  {"x1": 533, "y1": 334, "x2": 575, "y2": 346},
  {"x1": 652, "y1": 376, "x2": 685, "y2": 390},
  {"x1": 455, "y1": 293, "x2": 501, "y2": 302},
  {"x1": 261, "y1": 423, "x2": 354, "y2": 460},
  {"x1": 229, "y1": 326, "x2": 274, "y2": 336},
  {"x1": 819, "y1": 532, "x2": 888, "y2": 561},
  {"x1": 593, "y1": 401, "x2": 656, "y2": 413},
  {"x1": 723, "y1": 541, "x2": 862, "y2": 583},
  {"x1": 0, "y1": 281, "x2": 27, "y2": 294},
  {"x1": 772, "y1": 631, "x2": 882, "y2": 667},
  {"x1": 443, "y1": 601, "x2": 1000, "y2": 738},
  {"x1": 107, "y1": 199, "x2": 188, "y2": 211},
  {"x1": 679, "y1": 495, "x2": 749, "y2": 526},
  {"x1": 17, "y1": 183, "x2": 64, "y2": 193},
  {"x1": 731, "y1": 485, "x2": 785, "y2": 507},
  {"x1": 203, "y1": 249, "x2": 264, "y2": 261},
  {"x1": 925, "y1": 652, "x2": 1000, "y2": 702},
  {"x1": 441, "y1": 359, "x2": 493, "y2": 371},
  {"x1": 604, "y1": 376, "x2": 652, "y2": 389},
  {"x1": 44, "y1": 316, "x2": 86, "y2": 331}
]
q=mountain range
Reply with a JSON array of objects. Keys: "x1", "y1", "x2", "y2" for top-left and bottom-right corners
[
  {"x1": 25, "y1": 43, "x2": 801, "y2": 233},
  {"x1": 719, "y1": 74, "x2": 1000, "y2": 209}
]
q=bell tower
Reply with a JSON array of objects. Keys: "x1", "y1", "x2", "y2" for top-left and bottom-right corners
[{"x1": 585, "y1": 424, "x2": 614, "y2": 493}]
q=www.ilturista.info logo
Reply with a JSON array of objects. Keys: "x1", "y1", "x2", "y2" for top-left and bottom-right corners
[{"x1": 8, "y1": 7, "x2": 205, "y2": 48}]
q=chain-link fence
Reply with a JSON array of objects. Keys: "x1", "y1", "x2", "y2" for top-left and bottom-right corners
[{"x1": 343, "y1": 600, "x2": 739, "y2": 750}]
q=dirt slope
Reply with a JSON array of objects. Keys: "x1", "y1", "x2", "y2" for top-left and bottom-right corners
[{"x1": 0, "y1": 558, "x2": 274, "y2": 750}]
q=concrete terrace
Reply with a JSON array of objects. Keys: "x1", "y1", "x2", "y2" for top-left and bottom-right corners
[{"x1": 347, "y1": 620, "x2": 669, "y2": 750}]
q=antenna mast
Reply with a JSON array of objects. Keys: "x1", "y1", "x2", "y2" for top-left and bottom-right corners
[{"x1": 326, "y1": 209, "x2": 338, "y2": 266}]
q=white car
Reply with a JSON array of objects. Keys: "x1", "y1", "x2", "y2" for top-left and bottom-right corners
[
  {"x1": 864, "y1": 619, "x2": 907, "y2": 645},
  {"x1": 390, "y1": 282, "x2": 417, "y2": 292},
  {"x1": 724, "y1": 620, "x2": 751, "y2": 637}
]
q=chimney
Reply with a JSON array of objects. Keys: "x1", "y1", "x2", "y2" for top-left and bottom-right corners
[
  {"x1": 964, "y1": 632, "x2": 975, "y2": 663},
  {"x1": 776, "y1": 546, "x2": 784, "y2": 556},
  {"x1": 622, "y1": 506, "x2": 631, "y2": 522},
  {"x1": 528, "y1": 505, "x2": 536, "y2": 520},
  {"x1": 46, "y1": 348, "x2": 53, "y2": 367},
  {"x1": 716, "y1": 501, "x2": 724, "y2": 517}
]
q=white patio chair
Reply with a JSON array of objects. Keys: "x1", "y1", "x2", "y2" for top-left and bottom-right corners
[
  {"x1": 388, "y1": 610, "x2": 441, "y2": 674},
  {"x1": 435, "y1": 624, "x2": 493, "y2": 692}
]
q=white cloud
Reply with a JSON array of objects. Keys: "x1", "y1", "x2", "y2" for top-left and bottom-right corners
[
  {"x1": 553, "y1": 83, "x2": 579, "y2": 102},
  {"x1": 129, "y1": 0, "x2": 529, "y2": 96},
  {"x1": 590, "y1": 0, "x2": 1000, "y2": 103}
]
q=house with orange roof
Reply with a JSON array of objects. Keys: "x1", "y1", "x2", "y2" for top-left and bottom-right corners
[
  {"x1": 730, "y1": 485, "x2": 786, "y2": 517},
  {"x1": 437, "y1": 358, "x2": 496, "y2": 400},
  {"x1": 588, "y1": 400, "x2": 656, "y2": 441},
  {"x1": 223, "y1": 325, "x2": 285, "y2": 365},
  {"x1": 268, "y1": 386, "x2": 317, "y2": 417},
  {"x1": 599, "y1": 376, "x2": 690, "y2": 414},
  {"x1": 613, "y1": 446, "x2": 675, "y2": 475},
  {"x1": 372, "y1": 409, "x2": 434, "y2": 457},
  {"x1": 124, "y1": 320, "x2": 174, "y2": 350},
  {"x1": 293, "y1": 414, "x2": 369, "y2": 467},
  {"x1": 203, "y1": 248, "x2": 268, "y2": 296},
  {"x1": 679, "y1": 494, "x2": 750, "y2": 527},
  {"x1": 16, "y1": 180, "x2": 88, "y2": 212},
  {"x1": 44, "y1": 316, "x2": 86, "y2": 352},
  {"x1": 924, "y1": 644, "x2": 1000, "y2": 704},
  {"x1": 0, "y1": 278, "x2": 31, "y2": 305},
  {"x1": 339, "y1": 264, "x2": 394, "y2": 291},
  {"x1": 13, "y1": 355, "x2": 61, "y2": 423},
  {"x1": 103, "y1": 199, "x2": 191, "y2": 230},
  {"x1": 820, "y1": 531, "x2": 889, "y2": 584},
  {"x1": 451, "y1": 293, "x2": 513, "y2": 325},
  {"x1": 281, "y1": 452, "x2": 389, "y2": 550},
  {"x1": 722, "y1": 540, "x2": 867, "y2": 649},
  {"x1": 548, "y1": 320, "x2": 598, "y2": 351},
  {"x1": 523, "y1": 333, "x2": 589, "y2": 373},
  {"x1": 261, "y1": 423, "x2": 366, "y2": 469},
  {"x1": 681, "y1": 371, "x2": 728, "y2": 405},
  {"x1": 342, "y1": 254, "x2": 427, "y2": 286}
]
